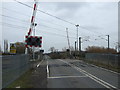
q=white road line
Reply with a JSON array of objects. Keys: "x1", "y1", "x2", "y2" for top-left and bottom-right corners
[
  {"x1": 73, "y1": 65, "x2": 116, "y2": 89},
  {"x1": 68, "y1": 60, "x2": 120, "y2": 75},
  {"x1": 48, "y1": 75, "x2": 88, "y2": 79},
  {"x1": 58, "y1": 59, "x2": 118, "y2": 89},
  {"x1": 47, "y1": 60, "x2": 50, "y2": 78},
  {"x1": 36, "y1": 60, "x2": 44, "y2": 68}
]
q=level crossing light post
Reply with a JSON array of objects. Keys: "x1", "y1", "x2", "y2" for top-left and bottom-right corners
[{"x1": 33, "y1": 23, "x2": 37, "y2": 61}]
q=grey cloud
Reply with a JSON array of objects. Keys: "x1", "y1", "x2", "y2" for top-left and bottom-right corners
[
  {"x1": 80, "y1": 25, "x2": 103, "y2": 30},
  {"x1": 55, "y1": 2, "x2": 88, "y2": 11}
]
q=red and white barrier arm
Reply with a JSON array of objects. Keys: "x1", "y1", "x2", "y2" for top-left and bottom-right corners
[{"x1": 28, "y1": 0, "x2": 38, "y2": 36}]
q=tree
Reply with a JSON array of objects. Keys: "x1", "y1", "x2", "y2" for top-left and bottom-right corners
[
  {"x1": 85, "y1": 46, "x2": 117, "y2": 53},
  {"x1": 15, "y1": 42, "x2": 26, "y2": 54},
  {"x1": 62, "y1": 46, "x2": 74, "y2": 52},
  {"x1": 70, "y1": 46, "x2": 74, "y2": 51},
  {"x1": 62, "y1": 47, "x2": 67, "y2": 52},
  {"x1": 49, "y1": 47, "x2": 56, "y2": 53}
]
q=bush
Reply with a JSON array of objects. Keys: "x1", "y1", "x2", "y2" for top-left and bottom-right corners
[{"x1": 85, "y1": 46, "x2": 117, "y2": 54}]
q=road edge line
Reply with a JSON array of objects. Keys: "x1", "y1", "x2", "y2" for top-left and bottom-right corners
[
  {"x1": 58, "y1": 59, "x2": 118, "y2": 89},
  {"x1": 36, "y1": 60, "x2": 44, "y2": 68},
  {"x1": 47, "y1": 60, "x2": 50, "y2": 78}
]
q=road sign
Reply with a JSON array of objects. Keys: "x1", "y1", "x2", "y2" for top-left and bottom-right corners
[
  {"x1": 25, "y1": 36, "x2": 42, "y2": 47},
  {"x1": 10, "y1": 43, "x2": 16, "y2": 54}
]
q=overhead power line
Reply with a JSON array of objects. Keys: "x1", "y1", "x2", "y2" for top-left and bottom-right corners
[
  {"x1": 0, "y1": 14, "x2": 28, "y2": 23},
  {"x1": 1, "y1": 21, "x2": 117, "y2": 48},
  {"x1": 37, "y1": 23, "x2": 76, "y2": 35},
  {"x1": 2, "y1": 6, "x2": 104, "y2": 36},
  {"x1": 1, "y1": 7, "x2": 70, "y2": 28},
  {"x1": 3, "y1": 1, "x2": 117, "y2": 45},
  {"x1": 0, "y1": 21, "x2": 76, "y2": 39},
  {"x1": 1, "y1": 7, "x2": 30, "y2": 17},
  {"x1": 14, "y1": 0, "x2": 76, "y2": 26},
  {"x1": 1, "y1": 22, "x2": 27, "y2": 29},
  {"x1": 0, "y1": 14, "x2": 76, "y2": 35}
]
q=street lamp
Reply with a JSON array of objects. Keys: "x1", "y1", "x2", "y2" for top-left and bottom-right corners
[{"x1": 75, "y1": 24, "x2": 79, "y2": 51}]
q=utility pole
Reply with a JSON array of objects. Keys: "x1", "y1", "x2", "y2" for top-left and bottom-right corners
[
  {"x1": 75, "y1": 24, "x2": 79, "y2": 51},
  {"x1": 79, "y1": 37, "x2": 81, "y2": 52}
]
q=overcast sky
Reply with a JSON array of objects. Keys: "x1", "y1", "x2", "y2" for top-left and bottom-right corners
[{"x1": 0, "y1": 1, "x2": 118, "y2": 53}]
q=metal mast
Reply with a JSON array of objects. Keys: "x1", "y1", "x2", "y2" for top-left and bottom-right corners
[
  {"x1": 75, "y1": 24, "x2": 79, "y2": 51},
  {"x1": 66, "y1": 28, "x2": 71, "y2": 55}
]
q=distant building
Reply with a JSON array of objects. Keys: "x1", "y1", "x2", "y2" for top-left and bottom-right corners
[{"x1": 4, "y1": 40, "x2": 8, "y2": 53}]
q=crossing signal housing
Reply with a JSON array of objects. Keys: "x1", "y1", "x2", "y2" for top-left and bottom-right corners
[{"x1": 25, "y1": 36, "x2": 42, "y2": 47}]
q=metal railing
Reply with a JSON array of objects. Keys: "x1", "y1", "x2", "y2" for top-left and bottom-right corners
[{"x1": 85, "y1": 53, "x2": 120, "y2": 68}]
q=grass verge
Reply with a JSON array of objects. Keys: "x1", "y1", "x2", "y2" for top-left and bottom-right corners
[{"x1": 6, "y1": 68, "x2": 34, "y2": 88}]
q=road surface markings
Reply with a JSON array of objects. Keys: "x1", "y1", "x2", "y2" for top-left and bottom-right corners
[
  {"x1": 58, "y1": 59, "x2": 118, "y2": 89},
  {"x1": 36, "y1": 60, "x2": 44, "y2": 67},
  {"x1": 67, "y1": 59, "x2": 120, "y2": 75},
  {"x1": 48, "y1": 75, "x2": 88, "y2": 79},
  {"x1": 47, "y1": 60, "x2": 50, "y2": 78},
  {"x1": 70, "y1": 60, "x2": 120, "y2": 75}
]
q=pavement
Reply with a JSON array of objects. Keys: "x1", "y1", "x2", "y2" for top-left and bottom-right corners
[{"x1": 30, "y1": 60, "x2": 47, "y2": 88}]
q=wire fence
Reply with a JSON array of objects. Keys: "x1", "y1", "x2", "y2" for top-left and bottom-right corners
[
  {"x1": 2, "y1": 54, "x2": 31, "y2": 88},
  {"x1": 85, "y1": 53, "x2": 120, "y2": 69}
]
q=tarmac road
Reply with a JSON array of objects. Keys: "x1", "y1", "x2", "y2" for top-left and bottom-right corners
[{"x1": 46, "y1": 58, "x2": 119, "y2": 89}]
